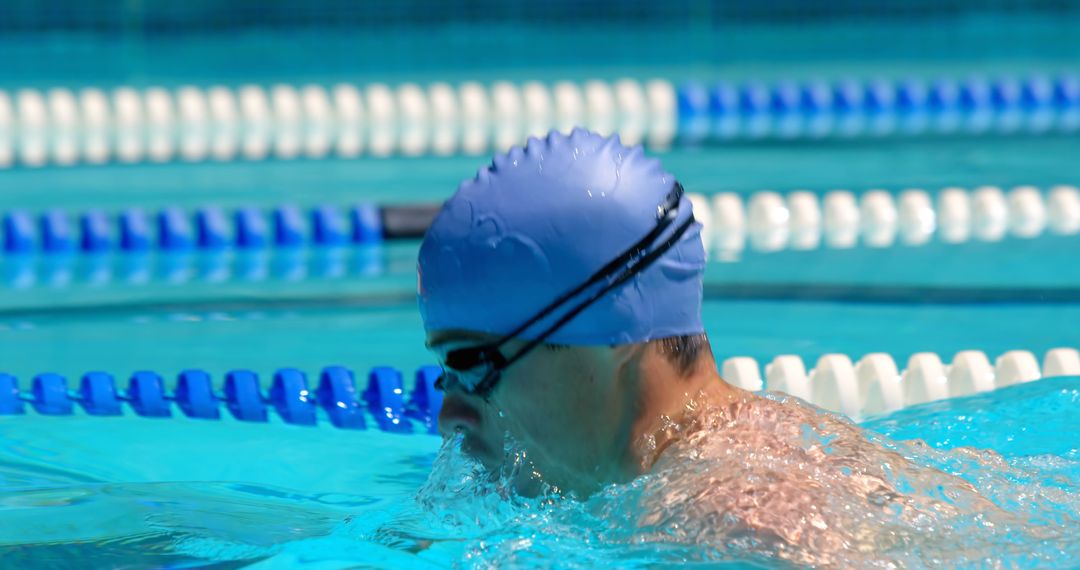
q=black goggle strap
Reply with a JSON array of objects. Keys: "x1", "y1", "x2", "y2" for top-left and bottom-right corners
[{"x1": 470, "y1": 212, "x2": 697, "y2": 396}]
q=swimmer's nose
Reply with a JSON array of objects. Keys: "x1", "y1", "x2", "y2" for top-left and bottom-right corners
[{"x1": 438, "y1": 393, "x2": 483, "y2": 437}]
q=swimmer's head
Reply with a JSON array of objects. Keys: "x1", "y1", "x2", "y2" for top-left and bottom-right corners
[
  {"x1": 419, "y1": 129, "x2": 715, "y2": 497},
  {"x1": 418, "y1": 128, "x2": 705, "y2": 345}
]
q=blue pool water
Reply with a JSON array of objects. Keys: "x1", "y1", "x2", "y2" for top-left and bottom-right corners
[
  {"x1": 3, "y1": 6, "x2": 1080, "y2": 566},
  {"x1": 3, "y1": 143, "x2": 1079, "y2": 567},
  {"x1": 1, "y1": 375, "x2": 1076, "y2": 567},
  {"x1": 2, "y1": 148, "x2": 1079, "y2": 566}
]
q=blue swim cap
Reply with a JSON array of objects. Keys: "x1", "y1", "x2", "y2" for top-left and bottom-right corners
[{"x1": 418, "y1": 129, "x2": 705, "y2": 345}]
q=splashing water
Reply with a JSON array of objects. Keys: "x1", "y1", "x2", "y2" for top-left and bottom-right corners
[
  {"x1": 387, "y1": 379, "x2": 1079, "y2": 569},
  {"x1": 415, "y1": 433, "x2": 554, "y2": 532}
]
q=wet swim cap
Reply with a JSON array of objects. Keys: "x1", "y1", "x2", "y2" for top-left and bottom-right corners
[{"x1": 418, "y1": 128, "x2": 705, "y2": 345}]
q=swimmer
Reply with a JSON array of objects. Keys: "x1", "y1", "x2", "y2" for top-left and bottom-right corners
[{"x1": 417, "y1": 129, "x2": 1065, "y2": 566}]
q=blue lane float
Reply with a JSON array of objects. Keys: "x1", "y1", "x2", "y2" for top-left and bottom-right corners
[
  {"x1": 350, "y1": 203, "x2": 384, "y2": 244},
  {"x1": 2, "y1": 211, "x2": 35, "y2": 254},
  {"x1": 0, "y1": 373, "x2": 24, "y2": 415},
  {"x1": 32, "y1": 373, "x2": 73, "y2": 415},
  {"x1": 157, "y1": 208, "x2": 195, "y2": 251},
  {"x1": 79, "y1": 371, "x2": 122, "y2": 416},
  {"x1": 196, "y1": 207, "x2": 230, "y2": 249},
  {"x1": 406, "y1": 365, "x2": 444, "y2": 435},
  {"x1": 312, "y1": 205, "x2": 349, "y2": 246},
  {"x1": 176, "y1": 369, "x2": 220, "y2": 419},
  {"x1": 317, "y1": 366, "x2": 367, "y2": 429},
  {"x1": 40, "y1": 210, "x2": 75, "y2": 253},
  {"x1": 0, "y1": 365, "x2": 445, "y2": 434},
  {"x1": 1, "y1": 203, "x2": 405, "y2": 258},
  {"x1": 80, "y1": 210, "x2": 113, "y2": 252},
  {"x1": 224, "y1": 369, "x2": 268, "y2": 422},
  {"x1": 119, "y1": 208, "x2": 152, "y2": 251},
  {"x1": 269, "y1": 368, "x2": 316, "y2": 426},
  {"x1": 678, "y1": 73, "x2": 1080, "y2": 141},
  {"x1": 234, "y1": 207, "x2": 270, "y2": 248},
  {"x1": 676, "y1": 81, "x2": 710, "y2": 144},
  {"x1": 0, "y1": 373, "x2": 23, "y2": 414},
  {"x1": 363, "y1": 366, "x2": 413, "y2": 434},
  {"x1": 128, "y1": 371, "x2": 171, "y2": 417},
  {"x1": 273, "y1": 205, "x2": 307, "y2": 248}
]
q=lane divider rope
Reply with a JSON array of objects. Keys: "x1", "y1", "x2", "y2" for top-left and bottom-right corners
[
  {"x1": 3, "y1": 185, "x2": 1076, "y2": 261},
  {"x1": 1, "y1": 348, "x2": 1075, "y2": 430},
  {"x1": 0, "y1": 365, "x2": 443, "y2": 434},
  {"x1": 1, "y1": 202, "x2": 445, "y2": 256},
  {"x1": 2, "y1": 74, "x2": 1078, "y2": 167}
]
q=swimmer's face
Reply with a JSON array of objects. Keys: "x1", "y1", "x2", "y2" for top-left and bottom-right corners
[{"x1": 428, "y1": 329, "x2": 627, "y2": 498}]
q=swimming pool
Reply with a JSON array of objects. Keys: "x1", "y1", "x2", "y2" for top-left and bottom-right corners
[
  {"x1": 2, "y1": 6, "x2": 1080, "y2": 567},
  {"x1": 2, "y1": 150, "x2": 1077, "y2": 566}
]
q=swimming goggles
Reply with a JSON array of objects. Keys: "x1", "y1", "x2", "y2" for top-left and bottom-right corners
[{"x1": 435, "y1": 182, "x2": 695, "y2": 400}]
